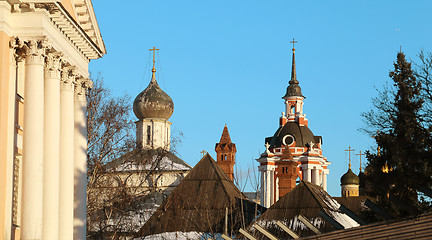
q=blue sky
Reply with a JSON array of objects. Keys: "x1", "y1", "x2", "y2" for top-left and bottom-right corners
[{"x1": 89, "y1": 0, "x2": 432, "y2": 196}]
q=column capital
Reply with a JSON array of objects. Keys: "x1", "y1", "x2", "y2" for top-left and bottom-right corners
[
  {"x1": 45, "y1": 52, "x2": 63, "y2": 79},
  {"x1": 23, "y1": 39, "x2": 49, "y2": 65},
  {"x1": 74, "y1": 78, "x2": 91, "y2": 102},
  {"x1": 61, "y1": 66, "x2": 77, "y2": 91},
  {"x1": 9, "y1": 37, "x2": 26, "y2": 63},
  {"x1": 9, "y1": 38, "x2": 19, "y2": 65}
]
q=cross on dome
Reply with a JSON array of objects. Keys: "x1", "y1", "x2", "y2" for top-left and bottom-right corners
[
  {"x1": 345, "y1": 146, "x2": 355, "y2": 170},
  {"x1": 149, "y1": 47, "x2": 159, "y2": 73},
  {"x1": 356, "y1": 150, "x2": 365, "y2": 172}
]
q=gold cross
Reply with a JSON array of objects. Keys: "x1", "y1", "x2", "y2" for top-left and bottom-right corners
[
  {"x1": 356, "y1": 150, "x2": 365, "y2": 172},
  {"x1": 290, "y1": 38, "x2": 298, "y2": 50},
  {"x1": 344, "y1": 146, "x2": 355, "y2": 170},
  {"x1": 200, "y1": 150, "x2": 207, "y2": 158},
  {"x1": 149, "y1": 47, "x2": 159, "y2": 71}
]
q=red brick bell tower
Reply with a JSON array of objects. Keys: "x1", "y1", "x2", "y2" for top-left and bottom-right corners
[
  {"x1": 276, "y1": 145, "x2": 298, "y2": 198},
  {"x1": 215, "y1": 124, "x2": 236, "y2": 181}
]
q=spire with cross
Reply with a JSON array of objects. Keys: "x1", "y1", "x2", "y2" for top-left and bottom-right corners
[
  {"x1": 356, "y1": 150, "x2": 365, "y2": 172},
  {"x1": 290, "y1": 38, "x2": 298, "y2": 51},
  {"x1": 345, "y1": 146, "x2": 355, "y2": 170},
  {"x1": 290, "y1": 38, "x2": 298, "y2": 83}
]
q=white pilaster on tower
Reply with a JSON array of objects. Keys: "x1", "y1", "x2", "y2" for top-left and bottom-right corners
[
  {"x1": 259, "y1": 164, "x2": 276, "y2": 208},
  {"x1": 270, "y1": 169, "x2": 275, "y2": 205},
  {"x1": 303, "y1": 168, "x2": 311, "y2": 182},
  {"x1": 312, "y1": 168, "x2": 320, "y2": 185}
]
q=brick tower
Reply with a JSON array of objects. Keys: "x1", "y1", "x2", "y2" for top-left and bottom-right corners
[
  {"x1": 275, "y1": 145, "x2": 298, "y2": 198},
  {"x1": 215, "y1": 125, "x2": 236, "y2": 181},
  {"x1": 257, "y1": 42, "x2": 330, "y2": 207}
]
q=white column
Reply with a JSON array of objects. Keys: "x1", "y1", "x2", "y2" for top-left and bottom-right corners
[
  {"x1": 303, "y1": 168, "x2": 311, "y2": 182},
  {"x1": 322, "y1": 173, "x2": 327, "y2": 191},
  {"x1": 59, "y1": 66, "x2": 75, "y2": 240},
  {"x1": 21, "y1": 39, "x2": 45, "y2": 240},
  {"x1": 265, "y1": 170, "x2": 271, "y2": 208},
  {"x1": 260, "y1": 170, "x2": 264, "y2": 205},
  {"x1": 74, "y1": 78, "x2": 91, "y2": 240},
  {"x1": 312, "y1": 168, "x2": 319, "y2": 185},
  {"x1": 269, "y1": 170, "x2": 274, "y2": 205},
  {"x1": 43, "y1": 52, "x2": 62, "y2": 240}
]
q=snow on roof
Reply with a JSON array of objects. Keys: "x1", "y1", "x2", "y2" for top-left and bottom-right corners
[
  {"x1": 246, "y1": 181, "x2": 359, "y2": 239},
  {"x1": 104, "y1": 148, "x2": 192, "y2": 172},
  {"x1": 135, "y1": 231, "x2": 202, "y2": 240}
]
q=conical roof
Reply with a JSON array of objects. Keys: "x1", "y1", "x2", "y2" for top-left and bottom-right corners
[
  {"x1": 137, "y1": 153, "x2": 264, "y2": 237},
  {"x1": 247, "y1": 181, "x2": 359, "y2": 239},
  {"x1": 215, "y1": 124, "x2": 236, "y2": 151}
]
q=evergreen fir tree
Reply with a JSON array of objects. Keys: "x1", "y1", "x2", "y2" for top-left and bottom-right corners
[{"x1": 364, "y1": 52, "x2": 432, "y2": 217}]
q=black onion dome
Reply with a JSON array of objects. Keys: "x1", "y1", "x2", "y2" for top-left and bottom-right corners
[
  {"x1": 269, "y1": 122, "x2": 316, "y2": 148},
  {"x1": 283, "y1": 80, "x2": 304, "y2": 98},
  {"x1": 133, "y1": 77, "x2": 174, "y2": 120},
  {"x1": 340, "y1": 169, "x2": 360, "y2": 186}
]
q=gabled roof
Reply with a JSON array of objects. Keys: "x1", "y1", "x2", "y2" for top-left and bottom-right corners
[
  {"x1": 136, "y1": 153, "x2": 265, "y2": 237},
  {"x1": 248, "y1": 181, "x2": 359, "y2": 239}
]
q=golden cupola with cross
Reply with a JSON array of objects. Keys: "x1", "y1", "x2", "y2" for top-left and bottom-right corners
[
  {"x1": 340, "y1": 146, "x2": 360, "y2": 197},
  {"x1": 256, "y1": 39, "x2": 331, "y2": 208},
  {"x1": 133, "y1": 47, "x2": 174, "y2": 150}
]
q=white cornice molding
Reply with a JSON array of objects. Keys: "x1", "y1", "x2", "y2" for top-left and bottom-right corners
[
  {"x1": 0, "y1": 2, "x2": 12, "y2": 34},
  {"x1": 52, "y1": 2, "x2": 104, "y2": 59},
  {"x1": 72, "y1": 0, "x2": 105, "y2": 54},
  {"x1": 9, "y1": 2, "x2": 103, "y2": 60}
]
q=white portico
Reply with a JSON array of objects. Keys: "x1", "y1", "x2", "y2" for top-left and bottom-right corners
[{"x1": 0, "y1": 1, "x2": 105, "y2": 240}]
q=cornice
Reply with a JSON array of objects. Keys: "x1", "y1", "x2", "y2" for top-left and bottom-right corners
[
  {"x1": 52, "y1": 2, "x2": 104, "y2": 59},
  {"x1": 10, "y1": 2, "x2": 104, "y2": 60},
  {"x1": 71, "y1": 0, "x2": 106, "y2": 54}
]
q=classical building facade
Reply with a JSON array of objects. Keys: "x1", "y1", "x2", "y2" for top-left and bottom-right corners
[
  {"x1": 215, "y1": 124, "x2": 236, "y2": 181},
  {"x1": 0, "y1": 1, "x2": 105, "y2": 239},
  {"x1": 257, "y1": 46, "x2": 330, "y2": 208}
]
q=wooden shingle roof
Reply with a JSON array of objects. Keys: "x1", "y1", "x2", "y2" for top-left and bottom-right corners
[
  {"x1": 301, "y1": 211, "x2": 432, "y2": 240},
  {"x1": 136, "y1": 153, "x2": 265, "y2": 237},
  {"x1": 248, "y1": 181, "x2": 359, "y2": 239}
]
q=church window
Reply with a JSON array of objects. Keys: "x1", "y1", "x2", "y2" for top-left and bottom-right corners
[
  {"x1": 291, "y1": 105, "x2": 295, "y2": 114},
  {"x1": 225, "y1": 155, "x2": 227, "y2": 161},
  {"x1": 147, "y1": 125, "x2": 151, "y2": 145},
  {"x1": 282, "y1": 167, "x2": 285, "y2": 173},
  {"x1": 220, "y1": 155, "x2": 223, "y2": 161}
]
